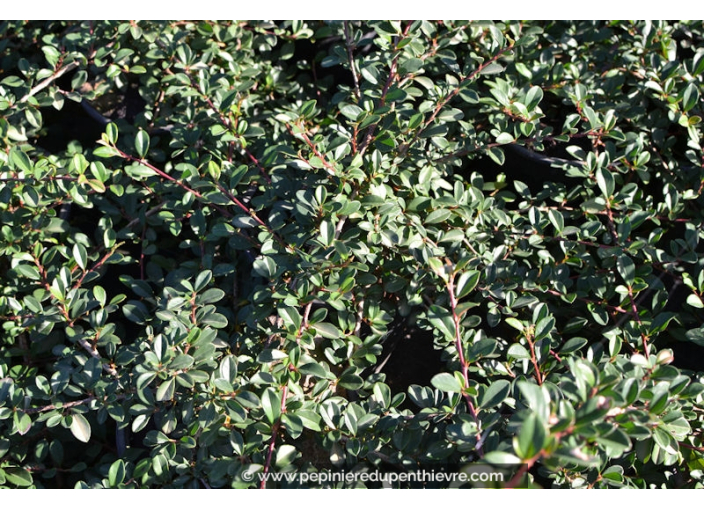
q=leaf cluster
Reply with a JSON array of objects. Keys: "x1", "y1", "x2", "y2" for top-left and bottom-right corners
[{"x1": 0, "y1": 20, "x2": 704, "y2": 488}]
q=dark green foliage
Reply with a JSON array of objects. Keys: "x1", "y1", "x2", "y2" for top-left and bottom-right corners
[{"x1": 1, "y1": 20, "x2": 704, "y2": 488}]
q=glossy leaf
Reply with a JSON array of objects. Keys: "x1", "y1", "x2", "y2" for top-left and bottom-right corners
[{"x1": 70, "y1": 414, "x2": 91, "y2": 443}]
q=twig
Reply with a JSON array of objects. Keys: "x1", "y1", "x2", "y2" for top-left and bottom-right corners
[
  {"x1": 679, "y1": 441, "x2": 704, "y2": 453},
  {"x1": 297, "y1": 302, "x2": 313, "y2": 343},
  {"x1": 287, "y1": 122, "x2": 338, "y2": 177},
  {"x1": 401, "y1": 43, "x2": 515, "y2": 156},
  {"x1": 76, "y1": 337, "x2": 118, "y2": 377},
  {"x1": 525, "y1": 332, "x2": 544, "y2": 386},
  {"x1": 185, "y1": 72, "x2": 271, "y2": 183},
  {"x1": 504, "y1": 457, "x2": 536, "y2": 489},
  {"x1": 114, "y1": 148, "x2": 233, "y2": 219},
  {"x1": 20, "y1": 61, "x2": 80, "y2": 103},
  {"x1": 447, "y1": 271, "x2": 484, "y2": 457},
  {"x1": 123, "y1": 202, "x2": 167, "y2": 230},
  {"x1": 23, "y1": 395, "x2": 115, "y2": 415},
  {"x1": 260, "y1": 385, "x2": 289, "y2": 489},
  {"x1": 343, "y1": 21, "x2": 361, "y2": 101},
  {"x1": 358, "y1": 23, "x2": 412, "y2": 156}
]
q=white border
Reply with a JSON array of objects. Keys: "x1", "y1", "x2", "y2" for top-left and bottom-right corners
[{"x1": 7, "y1": 5, "x2": 704, "y2": 20}]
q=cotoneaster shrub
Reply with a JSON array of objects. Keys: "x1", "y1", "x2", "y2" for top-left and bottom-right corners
[{"x1": 1, "y1": 20, "x2": 704, "y2": 488}]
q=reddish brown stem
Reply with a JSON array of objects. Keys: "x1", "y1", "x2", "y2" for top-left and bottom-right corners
[
  {"x1": 117, "y1": 148, "x2": 233, "y2": 219},
  {"x1": 260, "y1": 385, "x2": 289, "y2": 489},
  {"x1": 358, "y1": 23, "x2": 412, "y2": 156},
  {"x1": 186, "y1": 73, "x2": 271, "y2": 183},
  {"x1": 447, "y1": 274, "x2": 484, "y2": 457},
  {"x1": 505, "y1": 456, "x2": 538, "y2": 489},
  {"x1": 403, "y1": 43, "x2": 515, "y2": 155},
  {"x1": 288, "y1": 123, "x2": 338, "y2": 177},
  {"x1": 526, "y1": 333, "x2": 544, "y2": 385}
]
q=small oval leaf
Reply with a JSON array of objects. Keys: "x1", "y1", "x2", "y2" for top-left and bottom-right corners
[{"x1": 70, "y1": 414, "x2": 92, "y2": 443}]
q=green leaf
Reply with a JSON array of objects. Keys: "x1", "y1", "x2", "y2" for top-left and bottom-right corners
[
  {"x1": 1, "y1": 75, "x2": 24, "y2": 87},
  {"x1": 649, "y1": 387, "x2": 670, "y2": 415},
  {"x1": 106, "y1": 122, "x2": 119, "y2": 144},
  {"x1": 513, "y1": 411, "x2": 546, "y2": 460},
  {"x1": 617, "y1": 254, "x2": 635, "y2": 286},
  {"x1": 126, "y1": 164, "x2": 157, "y2": 179},
  {"x1": 15, "y1": 264, "x2": 40, "y2": 280},
  {"x1": 156, "y1": 378, "x2": 175, "y2": 401},
  {"x1": 495, "y1": 132, "x2": 514, "y2": 144},
  {"x1": 94, "y1": 146, "x2": 121, "y2": 158},
  {"x1": 685, "y1": 326, "x2": 704, "y2": 346},
  {"x1": 275, "y1": 444, "x2": 299, "y2": 468},
  {"x1": 276, "y1": 410, "x2": 299, "y2": 439},
  {"x1": 480, "y1": 62, "x2": 505, "y2": 75},
  {"x1": 299, "y1": 362, "x2": 329, "y2": 379},
  {"x1": 652, "y1": 427, "x2": 678, "y2": 455},
  {"x1": 505, "y1": 317, "x2": 524, "y2": 332},
  {"x1": 219, "y1": 355, "x2": 238, "y2": 381},
  {"x1": 486, "y1": 146, "x2": 505, "y2": 165},
  {"x1": 257, "y1": 349, "x2": 288, "y2": 363},
  {"x1": 482, "y1": 451, "x2": 522, "y2": 465},
  {"x1": 468, "y1": 338, "x2": 498, "y2": 361},
  {"x1": 427, "y1": 305, "x2": 456, "y2": 341},
  {"x1": 201, "y1": 311, "x2": 228, "y2": 328},
  {"x1": 279, "y1": 306, "x2": 302, "y2": 332},
  {"x1": 14, "y1": 410, "x2": 31, "y2": 435},
  {"x1": 194, "y1": 269, "x2": 212, "y2": 292},
  {"x1": 319, "y1": 219, "x2": 335, "y2": 246},
  {"x1": 261, "y1": 387, "x2": 282, "y2": 424},
  {"x1": 525, "y1": 85, "x2": 543, "y2": 110},
  {"x1": 373, "y1": 382, "x2": 392, "y2": 408},
  {"x1": 10, "y1": 148, "x2": 32, "y2": 173},
  {"x1": 682, "y1": 83, "x2": 699, "y2": 113},
  {"x1": 596, "y1": 167, "x2": 614, "y2": 197},
  {"x1": 0, "y1": 377, "x2": 12, "y2": 403},
  {"x1": 300, "y1": 99, "x2": 317, "y2": 118},
  {"x1": 548, "y1": 210, "x2": 564, "y2": 232},
  {"x1": 70, "y1": 414, "x2": 92, "y2": 443},
  {"x1": 4, "y1": 468, "x2": 33, "y2": 487},
  {"x1": 560, "y1": 337, "x2": 589, "y2": 354},
  {"x1": 621, "y1": 378, "x2": 640, "y2": 405},
  {"x1": 595, "y1": 428, "x2": 631, "y2": 458},
  {"x1": 123, "y1": 301, "x2": 149, "y2": 324},
  {"x1": 294, "y1": 409, "x2": 322, "y2": 431},
  {"x1": 313, "y1": 322, "x2": 341, "y2": 339},
  {"x1": 686, "y1": 294, "x2": 704, "y2": 309},
  {"x1": 338, "y1": 368, "x2": 364, "y2": 390},
  {"x1": 426, "y1": 209, "x2": 452, "y2": 224},
  {"x1": 517, "y1": 380, "x2": 550, "y2": 423},
  {"x1": 534, "y1": 316, "x2": 555, "y2": 341},
  {"x1": 649, "y1": 312, "x2": 677, "y2": 335},
  {"x1": 507, "y1": 344, "x2": 530, "y2": 360},
  {"x1": 93, "y1": 285, "x2": 106, "y2": 306},
  {"x1": 108, "y1": 459, "x2": 126, "y2": 487},
  {"x1": 169, "y1": 354, "x2": 194, "y2": 370},
  {"x1": 253, "y1": 256, "x2": 277, "y2": 279},
  {"x1": 198, "y1": 288, "x2": 226, "y2": 304},
  {"x1": 480, "y1": 380, "x2": 511, "y2": 409},
  {"x1": 431, "y1": 372, "x2": 462, "y2": 394},
  {"x1": 73, "y1": 244, "x2": 88, "y2": 270},
  {"x1": 339, "y1": 104, "x2": 363, "y2": 121},
  {"x1": 455, "y1": 270, "x2": 480, "y2": 299},
  {"x1": 135, "y1": 129, "x2": 150, "y2": 158}
]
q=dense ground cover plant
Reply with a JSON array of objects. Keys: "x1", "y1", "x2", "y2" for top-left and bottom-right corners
[{"x1": 1, "y1": 20, "x2": 704, "y2": 488}]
